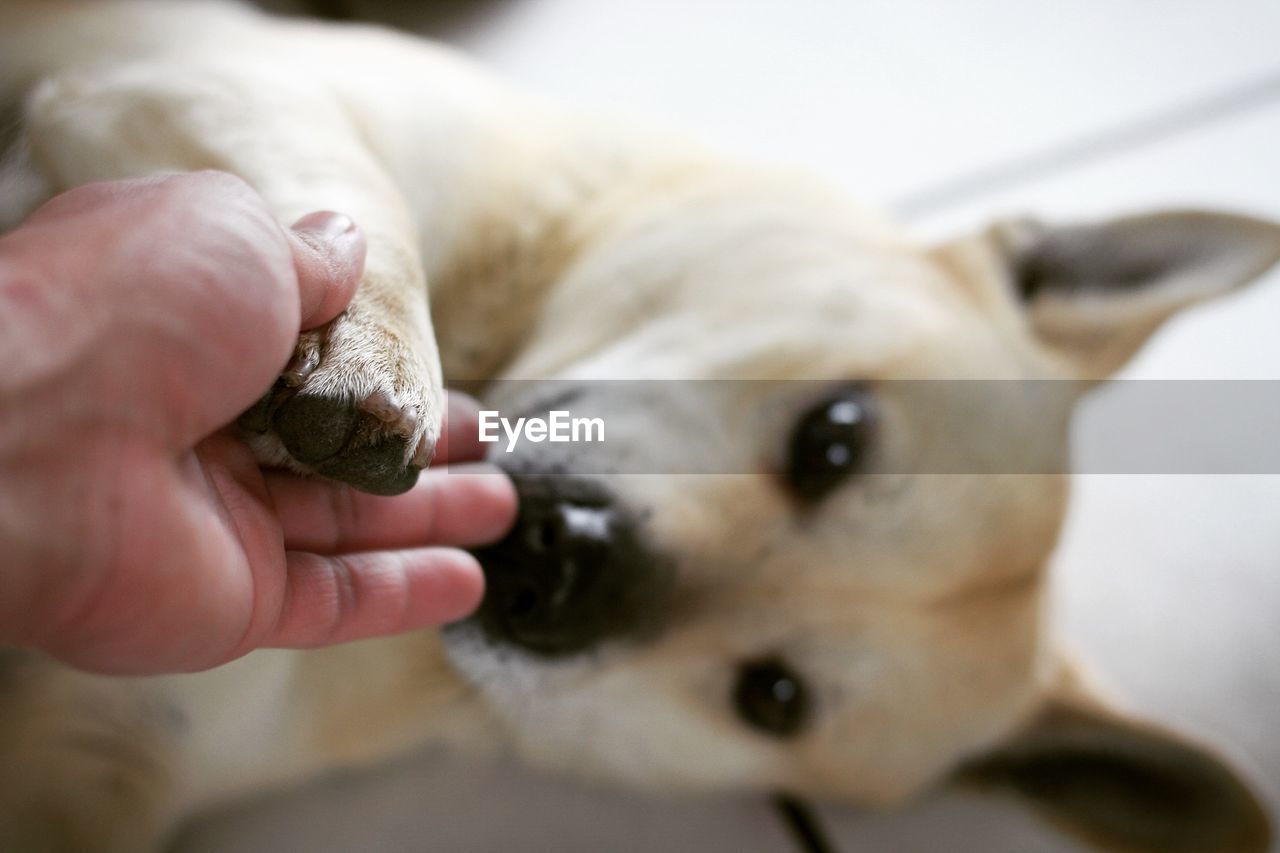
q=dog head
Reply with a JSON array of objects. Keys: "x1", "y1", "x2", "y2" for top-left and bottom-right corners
[{"x1": 443, "y1": 173, "x2": 1280, "y2": 852}]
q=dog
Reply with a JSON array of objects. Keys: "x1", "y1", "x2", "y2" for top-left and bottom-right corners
[{"x1": 2, "y1": 2, "x2": 1279, "y2": 851}]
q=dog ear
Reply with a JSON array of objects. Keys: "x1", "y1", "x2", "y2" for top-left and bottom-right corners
[
  {"x1": 978, "y1": 211, "x2": 1280, "y2": 379},
  {"x1": 955, "y1": 670, "x2": 1271, "y2": 853}
]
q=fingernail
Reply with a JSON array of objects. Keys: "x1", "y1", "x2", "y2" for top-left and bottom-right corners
[{"x1": 291, "y1": 211, "x2": 356, "y2": 243}]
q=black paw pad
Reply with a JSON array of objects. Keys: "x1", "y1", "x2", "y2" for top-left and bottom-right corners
[
  {"x1": 316, "y1": 438, "x2": 421, "y2": 497},
  {"x1": 271, "y1": 393, "x2": 422, "y2": 496},
  {"x1": 273, "y1": 393, "x2": 358, "y2": 464}
]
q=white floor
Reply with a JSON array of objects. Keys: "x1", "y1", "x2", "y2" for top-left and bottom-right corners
[{"x1": 179, "y1": 1, "x2": 1280, "y2": 850}]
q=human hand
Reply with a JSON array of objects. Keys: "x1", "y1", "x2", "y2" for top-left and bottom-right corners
[{"x1": 0, "y1": 172, "x2": 514, "y2": 674}]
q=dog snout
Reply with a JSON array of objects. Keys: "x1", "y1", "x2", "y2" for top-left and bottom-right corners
[
  {"x1": 502, "y1": 502, "x2": 616, "y2": 644},
  {"x1": 468, "y1": 475, "x2": 673, "y2": 657}
]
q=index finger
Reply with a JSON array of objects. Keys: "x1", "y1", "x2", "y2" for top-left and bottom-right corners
[{"x1": 268, "y1": 463, "x2": 517, "y2": 554}]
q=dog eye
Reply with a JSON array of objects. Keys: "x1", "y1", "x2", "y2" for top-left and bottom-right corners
[
  {"x1": 733, "y1": 658, "x2": 811, "y2": 738},
  {"x1": 786, "y1": 386, "x2": 875, "y2": 500}
]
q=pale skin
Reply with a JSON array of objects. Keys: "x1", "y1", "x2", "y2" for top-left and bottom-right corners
[{"x1": 0, "y1": 172, "x2": 517, "y2": 675}]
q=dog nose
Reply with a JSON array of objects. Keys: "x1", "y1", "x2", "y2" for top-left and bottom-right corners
[
  {"x1": 505, "y1": 503, "x2": 614, "y2": 636},
  {"x1": 467, "y1": 477, "x2": 672, "y2": 657}
]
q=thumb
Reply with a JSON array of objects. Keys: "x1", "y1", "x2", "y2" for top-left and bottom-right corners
[{"x1": 287, "y1": 211, "x2": 366, "y2": 329}]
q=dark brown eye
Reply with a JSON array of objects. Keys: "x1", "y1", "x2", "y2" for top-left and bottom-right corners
[
  {"x1": 733, "y1": 658, "x2": 811, "y2": 738},
  {"x1": 786, "y1": 386, "x2": 875, "y2": 501}
]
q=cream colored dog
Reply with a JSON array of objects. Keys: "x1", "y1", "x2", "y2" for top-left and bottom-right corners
[{"x1": 2, "y1": 2, "x2": 1279, "y2": 851}]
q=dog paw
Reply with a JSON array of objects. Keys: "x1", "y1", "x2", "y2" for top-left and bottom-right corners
[{"x1": 239, "y1": 313, "x2": 442, "y2": 496}]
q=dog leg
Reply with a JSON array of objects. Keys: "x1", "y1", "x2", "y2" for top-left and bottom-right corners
[
  {"x1": 0, "y1": 651, "x2": 184, "y2": 853},
  {"x1": 20, "y1": 62, "x2": 443, "y2": 495}
]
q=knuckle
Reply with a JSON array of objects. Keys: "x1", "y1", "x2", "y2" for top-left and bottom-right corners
[{"x1": 188, "y1": 169, "x2": 254, "y2": 198}]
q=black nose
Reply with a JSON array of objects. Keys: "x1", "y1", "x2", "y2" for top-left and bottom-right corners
[{"x1": 466, "y1": 477, "x2": 672, "y2": 657}]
